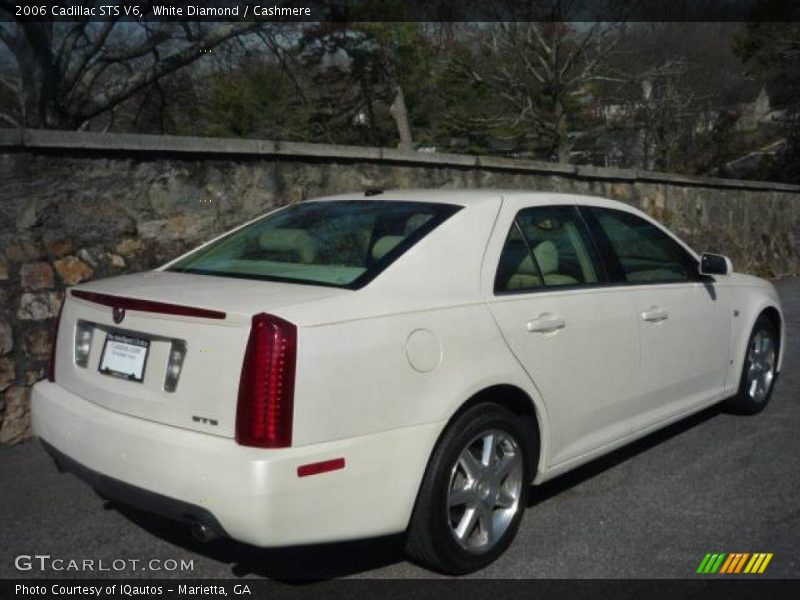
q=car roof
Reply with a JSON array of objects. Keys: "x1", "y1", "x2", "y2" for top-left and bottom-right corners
[{"x1": 306, "y1": 189, "x2": 633, "y2": 211}]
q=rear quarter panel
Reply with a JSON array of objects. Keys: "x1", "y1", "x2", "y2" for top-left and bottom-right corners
[
  {"x1": 289, "y1": 303, "x2": 548, "y2": 448},
  {"x1": 278, "y1": 196, "x2": 552, "y2": 471}
]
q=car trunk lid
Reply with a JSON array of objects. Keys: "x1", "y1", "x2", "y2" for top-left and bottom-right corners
[{"x1": 53, "y1": 271, "x2": 347, "y2": 438}]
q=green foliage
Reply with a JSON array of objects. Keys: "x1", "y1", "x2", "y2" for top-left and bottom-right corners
[{"x1": 201, "y1": 60, "x2": 311, "y2": 140}]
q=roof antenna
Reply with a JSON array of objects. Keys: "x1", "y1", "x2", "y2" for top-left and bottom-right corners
[{"x1": 364, "y1": 188, "x2": 384, "y2": 197}]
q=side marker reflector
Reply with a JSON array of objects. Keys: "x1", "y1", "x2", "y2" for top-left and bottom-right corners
[{"x1": 297, "y1": 458, "x2": 345, "y2": 478}]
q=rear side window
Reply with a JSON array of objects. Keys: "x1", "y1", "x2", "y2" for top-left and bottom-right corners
[
  {"x1": 586, "y1": 207, "x2": 697, "y2": 283},
  {"x1": 495, "y1": 205, "x2": 602, "y2": 293},
  {"x1": 169, "y1": 200, "x2": 461, "y2": 289}
]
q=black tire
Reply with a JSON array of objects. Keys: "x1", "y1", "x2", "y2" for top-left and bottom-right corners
[
  {"x1": 405, "y1": 403, "x2": 537, "y2": 575},
  {"x1": 725, "y1": 314, "x2": 779, "y2": 415}
]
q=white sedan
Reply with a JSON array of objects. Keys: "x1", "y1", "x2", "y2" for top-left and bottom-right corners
[{"x1": 32, "y1": 190, "x2": 784, "y2": 574}]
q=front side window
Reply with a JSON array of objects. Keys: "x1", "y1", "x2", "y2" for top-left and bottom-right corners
[
  {"x1": 169, "y1": 200, "x2": 461, "y2": 288},
  {"x1": 587, "y1": 207, "x2": 697, "y2": 283},
  {"x1": 495, "y1": 205, "x2": 601, "y2": 293}
]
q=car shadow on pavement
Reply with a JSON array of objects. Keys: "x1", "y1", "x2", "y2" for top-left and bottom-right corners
[
  {"x1": 112, "y1": 403, "x2": 726, "y2": 582},
  {"x1": 527, "y1": 403, "x2": 725, "y2": 507},
  {"x1": 113, "y1": 502, "x2": 407, "y2": 582}
]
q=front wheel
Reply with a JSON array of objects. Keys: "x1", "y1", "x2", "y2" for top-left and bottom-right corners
[
  {"x1": 725, "y1": 315, "x2": 779, "y2": 415},
  {"x1": 405, "y1": 403, "x2": 536, "y2": 574}
]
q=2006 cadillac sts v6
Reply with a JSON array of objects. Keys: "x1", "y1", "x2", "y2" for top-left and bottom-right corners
[{"x1": 33, "y1": 190, "x2": 784, "y2": 574}]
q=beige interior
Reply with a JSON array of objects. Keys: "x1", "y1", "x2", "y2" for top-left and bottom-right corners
[
  {"x1": 370, "y1": 213, "x2": 434, "y2": 261},
  {"x1": 371, "y1": 235, "x2": 405, "y2": 260},
  {"x1": 506, "y1": 240, "x2": 581, "y2": 290},
  {"x1": 258, "y1": 229, "x2": 319, "y2": 263}
]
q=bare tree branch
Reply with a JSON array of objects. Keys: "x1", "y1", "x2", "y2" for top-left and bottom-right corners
[
  {"x1": 464, "y1": 17, "x2": 623, "y2": 162},
  {"x1": 57, "y1": 22, "x2": 90, "y2": 76},
  {"x1": 62, "y1": 19, "x2": 119, "y2": 93},
  {"x1": 257, "y1": 28, "x2": 309, "y2": 105},
  {"x1": 0, "y1": 18, "x2": 262, "y2": 128},
  {"x1": 0, "y1": 110, "x2": 20, "y2": 127},
  {"x1": 0, "y1": 24, "x2": 16, "y2": 51},
  {"x1": 76, "y1": 22, "x2": 260, "y2": 123}
]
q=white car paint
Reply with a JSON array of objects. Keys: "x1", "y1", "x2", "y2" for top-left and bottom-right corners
[{"x1": 32, "y1": 190, "x2": 785, "y2": 548}]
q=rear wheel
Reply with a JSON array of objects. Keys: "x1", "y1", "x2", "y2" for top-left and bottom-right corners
[
  {"x1": 725, "y1": 315, "x2": 779, "y2": 415},
  {"x1": 405, "y1": 403, "x2": 536, "y2": 574}
]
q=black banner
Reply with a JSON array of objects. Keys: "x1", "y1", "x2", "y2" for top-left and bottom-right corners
[
  {"x1": 2, "y1": 0, "x2": 800, "y2": 23},
  {"x1": 5, "y1": 579, "x2": 800, "y2": 600}
]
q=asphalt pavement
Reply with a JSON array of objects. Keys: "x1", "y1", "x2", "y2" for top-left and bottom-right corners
[{"x1": 1, "y1": 279, "x2": 798, "y2": 580}]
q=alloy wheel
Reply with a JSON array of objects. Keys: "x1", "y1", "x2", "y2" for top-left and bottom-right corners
[
  {"x1": 746, "y1": 329, "x2": 776, "y2": 403},
  {"x1": 446, "y1": 429, "x2": 524, "y2": 554}
]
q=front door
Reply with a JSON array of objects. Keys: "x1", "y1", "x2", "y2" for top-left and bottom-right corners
[
  {"x1": 583, "y1": 206, "x2": 731, "y2": 429},
  {"x1": 487, "y1": 201, "x2": 640, "y2": 467}
]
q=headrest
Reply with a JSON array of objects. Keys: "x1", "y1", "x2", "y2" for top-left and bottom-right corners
[
  {"x1": 516, "y1": 254, "x2": 538, "y2": 276},
  {"x1": 258, "y1": 229, "x2": 318, "y2": 263},
  {"x1": 371, "y1": 235, "x2": 404, "y2": 260},
  {"x1": 405, "y1": 213, "x2": 432, "y2": 234},
  {"x1": 533, "y1": 240, "x2": 558, "y2": 275}
]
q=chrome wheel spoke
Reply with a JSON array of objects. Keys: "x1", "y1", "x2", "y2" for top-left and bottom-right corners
[
  {"x1": 496, "y1": 486, "x2": 517, "y2": 509},
  {"x1": 477, "y1": 504, "x2": 495, "y2": 544},
  {"x1": 459, "y1": 450, "x2": 483, "y2": 481},
  {"x1": 481, "y1": 433, "x2": 495, "y2": 467},
  {"x1": 454, "y1": 506, "x2": 478, "y2": 541},
  {"x1": 448, "y1": 486, "x2": 474, "y2": 507}
]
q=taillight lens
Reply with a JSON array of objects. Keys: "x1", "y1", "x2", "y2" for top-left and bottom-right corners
[
  {"x1": 163, "y1": 341, "x2": 186, "y2": 393},
  {"x1": 74, "y1": 320, "x2": 94, "y2": 368},
  {"x1": 235, "y1": 313, "x2": 297, "y2": 448},
  {"x1": 48, "y1": 298, "x2": 65, "y2": 382}
]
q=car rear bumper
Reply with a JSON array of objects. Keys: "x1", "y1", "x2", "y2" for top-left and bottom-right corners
[
  {"x1": 31, "y1": 380, "x2": 442, "y2": 547},
  {"x1": 40, "y1": 438, "x2": 229, "y2": 539}
]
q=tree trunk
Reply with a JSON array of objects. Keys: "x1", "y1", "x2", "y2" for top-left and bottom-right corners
[
  {"x1": 389, "y1": 85, "x2": 413, "y2": 152},
  {"x1": 556, "y1": 135, "x2": 571, "y2": 163},
  {"x1": 554, "y1": 100, "x2": 571, "y2": 163}
]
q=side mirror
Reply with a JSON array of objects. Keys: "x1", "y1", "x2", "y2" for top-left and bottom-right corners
[{"x1": 700, "y1": 253, "x2": 733, "y2": 276}]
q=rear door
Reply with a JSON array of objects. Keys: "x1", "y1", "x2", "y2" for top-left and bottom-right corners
[
  {"x1": 582, "y1": 206, "x2": 731, "y2": 429},
  {"x1": 485, "y1": 198, "x2": 640, "y2": 467}
]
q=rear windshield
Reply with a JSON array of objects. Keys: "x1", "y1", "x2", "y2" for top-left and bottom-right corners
[{"x1": 168, "y1": 200, "x2": 461, "y2": 289}]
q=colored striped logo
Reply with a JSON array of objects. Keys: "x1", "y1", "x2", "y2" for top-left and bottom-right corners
[{"x1": 696, "y1": 553, "x2": 773, "y2": 574}]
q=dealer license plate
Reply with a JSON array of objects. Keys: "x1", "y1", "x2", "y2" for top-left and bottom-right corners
[{"x1": 98, "y1": 332, "x2": 150, "y2": 382}]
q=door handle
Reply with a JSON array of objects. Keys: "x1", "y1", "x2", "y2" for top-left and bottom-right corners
[
  {"x1": 642, "y1": 306, "x2": 669, "y2": 323},
  {"x1": 527, "y1": 313, "x2": 566, "y2": 333}
]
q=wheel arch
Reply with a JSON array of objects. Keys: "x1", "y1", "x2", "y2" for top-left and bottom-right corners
[
  {"x1": 758, "y1": 305, "x2": 784, "y2": 371},
  {"x1": 440, "y1": 384, "x2": 546, "y2": 481},
  {"x1": 732, "y1": 303, "x2": 785, "y2": 385},
  {"x1": 404, "y1": 382, "x2": 546, "y2": 535},
  {"x1": 760, "y1": 306, "x2": 782, "y2": 345}
]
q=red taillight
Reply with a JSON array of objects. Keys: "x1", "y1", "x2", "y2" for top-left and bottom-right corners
[
  {"x1": 235, "y1": 313, "x2": 297, "y2": 448},
  {"x1": 47, "y1": 297, "x2": 65, "y2": 383}
]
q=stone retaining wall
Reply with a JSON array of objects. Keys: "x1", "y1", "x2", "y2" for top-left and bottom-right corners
[{"x1": 1, "y1": 129, "x2": 799, "y2": 444}]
